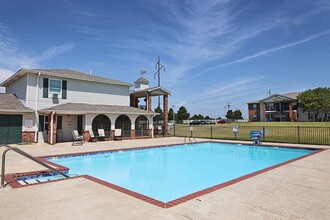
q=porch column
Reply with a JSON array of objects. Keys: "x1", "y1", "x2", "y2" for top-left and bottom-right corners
[
  {"x1": 289, "y1": 102, "x2": 293, "y2": 121},
  {"x1": 163, "y1": 95, "x2": 168, "y2": 134},
  {"x1": 47, "y1": 112, "x2": 57, "y2": 144},
  {"x1": 147, "y1": 93, "x2": 152, "y2": 111},
  {"x1": 130, "y1": 95, "x2": 139, "y2": 108}
]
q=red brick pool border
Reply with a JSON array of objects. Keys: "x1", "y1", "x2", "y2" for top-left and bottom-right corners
[{"x1": 4, "y1": 142, "x2": 327, "y2": 208}]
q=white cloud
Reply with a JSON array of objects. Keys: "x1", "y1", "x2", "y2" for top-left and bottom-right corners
[
  {"x1": 204, "y1": 30, "x2": 330, "y2": 72},
  {"x1": 0, "y1": 22, "x2": 75, "y2": 72},
  {"x1": 0, "y1": 68, "x2": 15, "y2": 92},
  {"x1": 34, "y1": 44, "x2": 75, "y2": 63}
]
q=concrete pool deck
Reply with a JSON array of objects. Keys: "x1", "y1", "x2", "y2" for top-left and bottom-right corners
[{"x1": 0, "y1": 137, "x2": 330, "y2": 219}]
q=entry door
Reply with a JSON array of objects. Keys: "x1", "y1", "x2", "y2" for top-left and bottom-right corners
[{"x1": 0, "y1": 115, "x2": 23, "y2": 144}]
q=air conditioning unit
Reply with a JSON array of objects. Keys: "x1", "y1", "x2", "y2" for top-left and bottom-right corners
[{"x1": 52, "y1": 93, "x2": 59, "y2": 99}]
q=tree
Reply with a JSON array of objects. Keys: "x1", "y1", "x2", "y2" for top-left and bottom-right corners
[
  {"x1": 225, "y1": 109, "x2": 235, "y2": 120},
  {"x1": 168, "y1": 107, "x2": 174, "y2": 121},
  {"x1": 233, "y1": 109, "x2": 243, "y2": 120},
  {"x1": 176, "y1": 106, "x2": 190, "y2": 121},
  {"x1": 190, "y1": 114, "x2": 199, "y2": 120},
  {"x1": 226, "y1": 109, "x2": 243, "y2": 121},
  {"x1": 190, "y1": 114, "x2": 205, "y2": 120},
  {"x1": 154, "y1": 106, "x2": 163, "y2": 121},
  {"x1": 297, "y1": 87, "x2": 330, "y2": 121}
]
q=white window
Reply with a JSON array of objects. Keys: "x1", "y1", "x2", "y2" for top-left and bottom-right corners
[
  {"x1": 252, "y1": 114, "x2": 258, "y2": 120},
  {"x1": 253, "y1": 104, "x2": 257, "y2": 109},
  {"x1": 49, "y1": 79, "x2": 61, "y2": 94},
  {"x1": 266, "y1": 103, "x2": 274, "y2": 111}
]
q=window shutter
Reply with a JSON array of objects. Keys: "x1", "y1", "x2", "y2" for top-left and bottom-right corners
[
  {"x1": 62, "y1": 80, "x2": 67, "y2": 99},
  {"x1": 43, "y1": 78, "x2": 49, "y2": 98}
]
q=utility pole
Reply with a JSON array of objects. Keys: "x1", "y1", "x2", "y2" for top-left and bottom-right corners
[
  {"x1": 225, "y1": 102, "x2": 232, "y2": 122},
  {"x1": 267, "y1": 89, "x2": 272, "y2": 97},
  {"x1": 154, "y1": 56, "x2": 165, "y2": 106},
  {"x1": 225, "y1": 102, "x2": 231, "y2": 111}
]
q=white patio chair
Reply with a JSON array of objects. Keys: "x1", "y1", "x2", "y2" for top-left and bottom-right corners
[{"x1": 71, "y1": 130, "x2": 84, "y2": 146}]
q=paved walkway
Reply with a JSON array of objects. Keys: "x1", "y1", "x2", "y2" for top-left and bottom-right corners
[{"x1": 1, "y1": 138, "x2": 330, "y2": 219}]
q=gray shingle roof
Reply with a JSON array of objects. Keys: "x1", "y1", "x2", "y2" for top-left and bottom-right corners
[
  {"x1": 247, "y1": 92, "x2": 301, "y2": 104},
  {"x1": 282, "y1": 92, "x2": 301, "y2": 99},
  {"x1": 40, "y1": 103, "x2": 156, "y2": 115},
  {"x1": 130, "y1": 86, "x2": 171, "y2": 97},
  {"x1": 1, "y1": 69, "x2": 133, "y2": 87},
  {"x1": 0, "y1": 94, "x2": 33, "y2": 112},
  {"x1": 134, "y1": 76, "x2": 149, "y2": 84}
]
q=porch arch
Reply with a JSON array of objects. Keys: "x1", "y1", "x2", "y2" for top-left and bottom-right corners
[
  {"x1": 135, "y1": 115, "x2": 149, "y2": 137},
  {"x1": 115, "y1": 115, "x2": 131, "y2": 138},
  {"x1": 92, "y1": 114, "x2": 111, "y2": 137}
]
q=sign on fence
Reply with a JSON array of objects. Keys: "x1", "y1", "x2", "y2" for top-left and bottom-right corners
[
  {"x1": 232, "y1": 126, "x2": 239, "y2": 140},
  {"x1": 232, "y1": 126, "x2": 239, "y2": 135}
]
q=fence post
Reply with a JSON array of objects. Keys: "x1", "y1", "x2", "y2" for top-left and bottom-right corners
[
  {"x1": 262, "y1": 126, "x2": 265, "y2": 142},
  {"x1": 211, "y1": 126, "x2": 213, "y2": 139},
  {"x1": 174, "y1": 124, "x2": 176, "y2": 137},
  {"x1": 297, "y1": 126, "x2": 300, "y2": 144}
]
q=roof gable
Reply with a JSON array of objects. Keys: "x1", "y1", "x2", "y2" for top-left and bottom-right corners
[
  {"x1": 134, "y1": 76, "x2": 149, "y2": 84},
  {"x1": 247, "y1": 92, "x2": 300, "y2": 104},
  {"x1": 261, "y1": 94, "x2": 297, "y2": 102}
]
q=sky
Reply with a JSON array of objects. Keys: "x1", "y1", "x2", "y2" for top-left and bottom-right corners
[{"x1": 0, "y1": 0, "x2": 330, "y2": 119}]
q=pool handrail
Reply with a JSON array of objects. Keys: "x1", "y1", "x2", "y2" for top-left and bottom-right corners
[{"x1": 1, "y1": 144, "x2": 69, "y2": 188}]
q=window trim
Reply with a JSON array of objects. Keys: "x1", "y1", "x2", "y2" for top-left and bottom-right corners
[{"x1": 48, "y1": 78, "x2": 62, "y2": 96}]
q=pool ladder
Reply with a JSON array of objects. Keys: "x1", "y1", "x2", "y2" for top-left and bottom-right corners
[
  {"x1": 1, "y1": 144, "x2": 69, "y2": 188},
  {"x1": 184, "y1": 136, "x2": 196, "y2": 143}
]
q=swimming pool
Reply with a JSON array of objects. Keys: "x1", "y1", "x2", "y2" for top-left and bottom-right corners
[{"x1": 46, "y1": 142, "x2": 317, "y2": 205}]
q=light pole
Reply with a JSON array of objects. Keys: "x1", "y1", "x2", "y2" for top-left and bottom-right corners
[
  {"x1": 172, "y1": 105, "x2": 175, "y2": 136},
  {"x1": 172, "y1": 105, "x2": 175, "y2": 125}
]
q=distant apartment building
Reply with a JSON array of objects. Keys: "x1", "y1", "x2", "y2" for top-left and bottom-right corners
[{"x1": 247, "y1": 92, "x2": 329, "y2": 122}]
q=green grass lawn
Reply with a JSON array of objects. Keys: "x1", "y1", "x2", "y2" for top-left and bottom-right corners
[
  {"x1": 219, "y1": 121, "x2": 330, "y2": 127},
  {"x1": 168, "y1": 122, "x2": 330, "y2": 145}
]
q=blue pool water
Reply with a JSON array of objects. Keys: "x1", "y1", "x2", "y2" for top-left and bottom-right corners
[{"x1": 48, "y1": 142, "x2": 315, "y2": 202}]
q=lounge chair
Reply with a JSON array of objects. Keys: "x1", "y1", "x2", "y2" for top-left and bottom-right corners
[
  {"x1": 114, "y1": 129, "x2": 122, "y2": 141},
  {"x1": 71, "y1": 130, "x2": 84, "y2": 146},
  {"x1": 98, "y1": 129, "x2": 106, "y2": 141},
  {"x1": 88, "y1": 129, "x2": 98, "y2": 142}
]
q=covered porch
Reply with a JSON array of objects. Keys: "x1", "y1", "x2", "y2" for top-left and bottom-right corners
[
  {"x1": 130, "y1": 86, "x2": 171, "y2": 135},
  {"x1": 39, "y1": 103, "x2": 156, "y2": 144}
]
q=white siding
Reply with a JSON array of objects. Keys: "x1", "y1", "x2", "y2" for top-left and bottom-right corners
[
  {"x1": 6, "y1": 75, "x2": 27, "y2": 106},
  {"x1": 26, "y1": 73, "x2": 39, "y2": 110},
  {"x1": 66, "y1": 79, "x2": 129, "y2": 106},
  {"x1": 59, "y1": 115, "x2": 78, "y2": 142},
  {"x1": 26, "y1": 74, "x2": 130, "y2": 110}
]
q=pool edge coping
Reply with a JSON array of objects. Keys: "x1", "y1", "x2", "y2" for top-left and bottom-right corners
[{"x1": 4, "y1": 141, "x2": 328, "y2": 208}]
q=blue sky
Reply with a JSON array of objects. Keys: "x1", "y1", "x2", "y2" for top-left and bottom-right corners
[{"x1": 0, "y1": 0, "x2": 330, "y2": 118}]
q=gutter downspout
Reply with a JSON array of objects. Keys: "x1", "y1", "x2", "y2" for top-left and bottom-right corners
[
  {"x1": 34, "y1": 72, "x2": 41, "y2": 143},
  {"x1": 50, "y1": 111, "x2": 55, "y2": 145}
]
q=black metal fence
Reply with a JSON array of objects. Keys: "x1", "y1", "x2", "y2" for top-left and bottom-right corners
[{"x1": 168, "y1": 125, "x2": 330, "y2": 145}]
